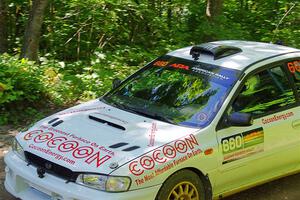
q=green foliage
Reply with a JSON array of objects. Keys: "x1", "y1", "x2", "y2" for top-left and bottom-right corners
[
  {"x1": 0, "y1": 50, "x2": 143, "y2": 124},
  {"x1": 1, "y1": 0, "x2": 299, "y2": 126},
  {"x1": 0, "y1": 54, "x2": 44, "y2": 104},
  {"x1": 0, "y1": 54, "x2": 46, "y2": 125}
]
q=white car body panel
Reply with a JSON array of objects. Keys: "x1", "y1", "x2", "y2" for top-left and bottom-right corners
[
  {"x1": 17, "y1": 100, "x2": 199, "y2": 174},
  {"x1": 4, "y1": 41, "x2": 300, "y2": 200},
  {"x1": 5, "y1": 152, "x2": 161, "y2": 200},
  {"x1": 168, "y1": 41, "x2": 299, "y2": 70}
]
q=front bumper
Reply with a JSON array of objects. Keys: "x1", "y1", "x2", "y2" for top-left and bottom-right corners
[{"x1": 4, "y1": 151, "x2": 161, "y2": 200}]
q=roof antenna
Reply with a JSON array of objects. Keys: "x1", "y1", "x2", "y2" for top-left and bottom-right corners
[{"x1": 271, "y1": 3, "x2": 297, "y2": 44}]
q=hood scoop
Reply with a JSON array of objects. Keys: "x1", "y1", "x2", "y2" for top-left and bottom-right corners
[{"x1": 88, "y1": 115, "x2": 126, "y2": 131}]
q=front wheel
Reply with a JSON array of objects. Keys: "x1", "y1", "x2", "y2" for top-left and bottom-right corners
[{"x1": 155, "y1": 169, "x2": 207, "y2": 200}]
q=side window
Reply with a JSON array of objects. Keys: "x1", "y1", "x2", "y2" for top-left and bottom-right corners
[
  {"x1": 230, "y1": 66, "x2": 296, "y2": 116},
  {"x1": 286, "y1": 60, "x2": 300, "y2": 93}
]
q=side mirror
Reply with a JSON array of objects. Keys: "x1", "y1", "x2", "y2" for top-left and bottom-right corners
[
  {"x1": 226, "y1": 112, "x2": 253, "y2": 127},
  {"x1": 112, "y1": 78, "x2": 122, "y2": 89}
]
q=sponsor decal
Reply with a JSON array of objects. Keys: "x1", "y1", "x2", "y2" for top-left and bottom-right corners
[
  {"x1": 58, "y1": 106, "x2": 105, "y2": 115},
  {"x1": 169, "y1": 63, "x2": 189, "y2": 70},
  {"x1": 287, "y1": 60, "x2": 300, "y2": 74},
  {"x1": 129, "y1": 134, "x2": 200, "y2": 179},
  {"x1": 153, "y1": 61, "x2": 189, "y2": 70},
  {"x1": 192, "y1": 67, "x2": 229, "y2": 80},
  {"x1": 133, "y1": 146, "x2": 202, "y2": 186},
  {"x1": 23, "y1": 126, "x2": 114, "y2": 168},
  {"x1": 29, "y1": 144, "x2": 76, "y2": 165},
  {"x1": 153, "y1": 61, "x2": 169, "y2": 67},
  {"x1": 196, "y1": 112, "x2": 208, "y2": 122},
  {"x1": 262, "y1": 112, "x2": 294, "y2": 124},
  {"x1": 222, "y1": 127, "x2": 264, "y2": 164},
  {"x1": 148, "y1": 122, "x2": 157, "y2": 147},
  {"x1": 204, "y1": 148, "x2": 214, "y2": 155}
]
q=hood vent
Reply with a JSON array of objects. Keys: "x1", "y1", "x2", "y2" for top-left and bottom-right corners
[
  {"x1": 48, "y1": 118, "x2": 59, "y2": 124},
  {"x1": 122, "y1": 146, "x2": 140, "y2": 152},
  {"x1": 109, "y1": 142, "x2": 128, "y2": 148},
  {"x1": 52, "y1": 120, "x2": 64, "y2": 127},
  {"x1": 48, "y1": 118, "x2": 64, "y2": 127},
  {"x1": 89, "y1": 115, "x2": 126, "y2": 131},
  {"x1": 109, "y1": 143, "x2": 140, "y2": 151}
]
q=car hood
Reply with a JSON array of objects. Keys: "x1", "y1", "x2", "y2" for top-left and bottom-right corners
[{"x1": 17, "y1": 99, "x2": 198, "y2": 174}]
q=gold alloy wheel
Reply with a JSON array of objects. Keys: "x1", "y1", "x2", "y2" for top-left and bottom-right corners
[{"x1": 167, "y1": 181, "x2": 199, "y2": 200}]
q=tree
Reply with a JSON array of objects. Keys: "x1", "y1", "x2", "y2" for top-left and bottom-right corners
[
  {"x1": 0, "y1": 0, "x2": 8, "y2": 53},
  {"x1": 20, "y1": 0, "x2": 49, "y2": 61},
  {"x1": 206, "y1": 0, "x2": 223, "y2": 20}
]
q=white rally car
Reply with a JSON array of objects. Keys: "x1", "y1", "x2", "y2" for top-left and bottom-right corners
[{"x1": 4, "y1": 41, "x2": 300, "y2": 200}]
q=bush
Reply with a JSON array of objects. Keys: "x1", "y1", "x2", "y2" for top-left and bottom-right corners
[
  {"x1": 0, "y1": 54, "x2": 45, "y2": 105},
  {"x1": 0, "y1": 49, "x2": 148, "y2": 125},
  {"x1": 0, "y1": 54, "x2": 46, "y2": 125}
]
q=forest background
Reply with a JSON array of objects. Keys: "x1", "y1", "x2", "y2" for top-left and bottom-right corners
[{"x1": 0, "y1": 0, "x2": 299, "y2": 126}]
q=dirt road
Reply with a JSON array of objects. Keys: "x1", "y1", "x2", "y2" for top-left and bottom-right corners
[
  {"x1": 0, "y1": 126, "x2": 299, "y2": 200},
  {"x1": 0, "y1": 126, "x2": 16, "y2": 200}
]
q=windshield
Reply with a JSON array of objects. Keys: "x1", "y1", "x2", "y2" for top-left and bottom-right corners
[{"x1": 103, "y1": 55, "x2": 241, "y2": 128}]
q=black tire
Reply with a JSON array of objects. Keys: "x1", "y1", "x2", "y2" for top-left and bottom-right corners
[{"x1": 155, "y1": 169, "x2": 207, "y2": 200}]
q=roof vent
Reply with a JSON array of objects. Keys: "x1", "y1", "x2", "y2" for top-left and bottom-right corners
[{"x1": 190, "y1": 43, "x2": 242, "y2": 60}]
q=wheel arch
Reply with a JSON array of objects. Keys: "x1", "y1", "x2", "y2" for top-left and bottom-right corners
[
  {"x1": 186, "y1": 167, "x2": 213, "y2": 200},
  {"x1": 155, "y1": 167, "x2": 213, "y2": 200}
]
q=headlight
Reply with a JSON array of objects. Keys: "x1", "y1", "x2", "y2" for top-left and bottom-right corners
[
  {"x1": 12, "y1": 138, "x2": 25, "y2": 160},
  {"x1": 76, "y1": 174, "x2": 131, "y2": 192}
]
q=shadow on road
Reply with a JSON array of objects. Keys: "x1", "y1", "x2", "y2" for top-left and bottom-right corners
[{"x1": 223, "y1": 173, "x2": 300, "y2": 200}]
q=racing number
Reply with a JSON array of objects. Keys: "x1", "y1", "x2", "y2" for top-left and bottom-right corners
[{"x1": 222, "y1": 134, "x2": 243, "y2": 153}]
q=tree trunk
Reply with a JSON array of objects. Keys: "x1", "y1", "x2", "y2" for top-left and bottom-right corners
[
  {"x1": 0, "y1": 0, "x2": 8, "y2": 53},
  {"x1": 206, "y1": 0, "x2": 223, "y2": 20},
  {"x1": 20, "y1": 0, "x2": 49, "y2": 61}
]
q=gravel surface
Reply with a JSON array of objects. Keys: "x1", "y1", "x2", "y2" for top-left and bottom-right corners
[
  {"x1": 0, "y1": 125, "x2": 18, "y2": 200},
  {"x1": 0, "y1": 126, "x2": 299, "y2": 200}
]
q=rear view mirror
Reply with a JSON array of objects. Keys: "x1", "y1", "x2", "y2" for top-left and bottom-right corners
[
  {"x1": 112, "y1": 78, "x2": 122, "y2": 89},
  {"x1": 227, "y1": 112, "x2": 253, "y2": 127}
]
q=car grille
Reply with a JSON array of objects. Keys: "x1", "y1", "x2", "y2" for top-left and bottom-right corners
[{"x1": 24, "y1": 151, "x2": 78, "y2": 182}]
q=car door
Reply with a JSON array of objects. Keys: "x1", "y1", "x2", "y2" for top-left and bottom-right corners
[
  {"x1": 214, "y1": 62, "x2": 300, "y2": 194},
  {"x1": 286, "y1": 58, "x2": 300, "y2": 128},
  {"x1": 285, "y1": 58, "x2": 300, "y2": 168}
]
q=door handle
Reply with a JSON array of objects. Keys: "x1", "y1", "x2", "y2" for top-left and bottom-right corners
[{"x1": 292, "y1": 119, "x2": 300, "y2": 129}]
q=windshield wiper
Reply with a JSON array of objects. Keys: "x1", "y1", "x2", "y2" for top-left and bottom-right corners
[
  {"x1": 101, "y1": 98, "x2": 176, "y2": 125},
  {"x1": 100, "y1": 97, "x2": 129, "y2": 111},
  {"x1": 126, "y1": 107, "x2": 176, "y2": 125},
  {"x1": 150, "y1": 114, "x2": 176, "y2": 125}
]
